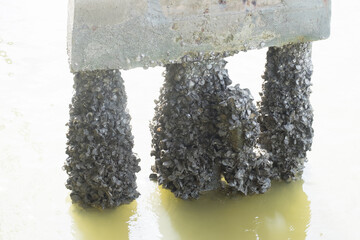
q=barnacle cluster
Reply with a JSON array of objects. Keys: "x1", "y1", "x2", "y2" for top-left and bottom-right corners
[
  {"x1": 150, "y1": 56, "x2": 272, "y2": 199},
  {"x1": 64, "y1": 70, "x2": 140, "y2": 208},
  {"x1": 258, "y1": 43, "x2": 313, "y2": 181},
  {"x1": 151, "y1": 43, "x2": 313, "y2": 198},
  {"x1": 64, "y1": 43, "x2": 314, "y2": 206}
]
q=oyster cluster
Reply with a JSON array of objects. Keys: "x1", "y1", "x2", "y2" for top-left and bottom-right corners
[
  {"x1": 151, "y1": 43, "x2": 313, "y2": 198},
  {"x1": 64, "y1": 43, "x2": 314, "y2": 206},
  {"x1": 259, "y1": 43, "x2": 313, "y2": 181},
  {"x1": 150, "y1": 57, "x2": 272, "y2": 199},
  {"x1": 64, "y1": 70, "x2": 140, "y2": 208}
]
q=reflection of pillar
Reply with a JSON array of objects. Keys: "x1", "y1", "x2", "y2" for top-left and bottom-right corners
[
  {"x1": 70, "y1": 202, "x2": 136, "y2": 239},
  {"x1": 259, "y1": 43, "x2": 314, "y2": 181},
  {"x1": 151, "y1": 57, "x2": 272, "y2": 199},
  {"x1": 158, "y1": 180, "x2": 310, "y2": 240},
  {"x1": 64, "y1": 70, "x2": 140, "y2": 208}
]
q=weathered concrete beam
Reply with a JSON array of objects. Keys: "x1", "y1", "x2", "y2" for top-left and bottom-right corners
[{"x1": 67, "y1": 0, "x2": 331, "y2": 72}]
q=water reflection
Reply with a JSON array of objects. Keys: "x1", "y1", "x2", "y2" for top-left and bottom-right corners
[
  {"x1": 159, "y1": 180, "x2": 310, "y2": 240},
  {"x1": 70, "y1": 201, "x2": 137, "y2": 240},
  {"x1": 0, "y1": 50, "x2": 7, "y2": 57}
]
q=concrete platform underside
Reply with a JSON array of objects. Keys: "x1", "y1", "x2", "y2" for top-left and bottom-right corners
[{"x1": 67, "y1": 0, "x2": 330, "y2": 72}]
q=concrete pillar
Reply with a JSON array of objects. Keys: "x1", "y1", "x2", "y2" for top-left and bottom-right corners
[
  {"x1": 259, "y1": 43, "x2": 314, "y2": 181},
  {"x1": 150, "y1": 56, "x2": 272, "y2": 199},
  {"x1": 64, "y1": 70, "x2": 140, "y2": 208}
]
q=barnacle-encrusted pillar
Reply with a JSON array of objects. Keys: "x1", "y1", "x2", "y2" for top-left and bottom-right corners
[
  {"x1": 150, "y1": 59, "x2": 228, "y2": 199},
  {"x1": 218, "y1": 86, "x2": 272, "y2": 195},
  {"x1": 151, "y1": 56, "x2": 272, "y2": 199},
  {"x1": 259, "y1": 43, "x2": 314, "y2": 181},
  {"x1": 64, "y1": 70, "x2": 140, "y2": 208}
]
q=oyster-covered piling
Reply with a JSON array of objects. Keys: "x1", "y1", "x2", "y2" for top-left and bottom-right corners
[
  {"x1": 218, "y1": 86, "x2": 272, "y2": 195},
  {"x1": 151, "y1": 57, "x2": 272, "y2": 199},
  {"x1": 64, "y1": 70, "x2": 140, "y2": 208},
  {"x1": 150, "y1": 59, "x2": 227, "y2": 199},
  {"x1": 259, "y1": 43, "x2": 314, "y2": 181}
]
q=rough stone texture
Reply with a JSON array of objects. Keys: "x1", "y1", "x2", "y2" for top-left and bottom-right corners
[
  {"x1": 68, "y1": 0, "x2": 331, "y2": 72},
  {"x1": 64, "y1": 70, "x2": 140, "y2": 208},
  {"x1": 150, "y1": 57, "x2": 272, "y2": 199},
  {"x1": 258, "y1": 43, "x2": 313, "y2": 181}
]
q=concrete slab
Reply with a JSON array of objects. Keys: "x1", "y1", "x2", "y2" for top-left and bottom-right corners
[{"x1": 67, "y1": 0, "x2": 331, "y2": 72}]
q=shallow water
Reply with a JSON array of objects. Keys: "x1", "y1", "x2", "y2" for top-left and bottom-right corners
[
  {"x1": 70, "y1": 181, "x2": 309, "y2": 240},
  {"x1": 1, "y1": 1, "x2": 360, "y2": 239}
]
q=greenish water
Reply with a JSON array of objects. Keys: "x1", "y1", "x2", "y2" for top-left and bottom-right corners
[
  {"x1": 70, "y1": 181, "x2": 309, "y2": 240},
  {"x1": 1, "y1": 1, "x2": 360, "y2": 239}
]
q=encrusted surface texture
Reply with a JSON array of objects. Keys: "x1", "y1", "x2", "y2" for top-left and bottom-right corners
[
  {"x1": 64, "y1": 70, "x2": 140, "y2": 208},
  {"x1": 219, "y1": 86, "x2": 272, "y2": 195},
  {"x1": 259, "y1": 43, "x2": 314, "y2": 181},
  {"x1": 150, "y1": 57, "x2": 272, "y2": 199}
]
